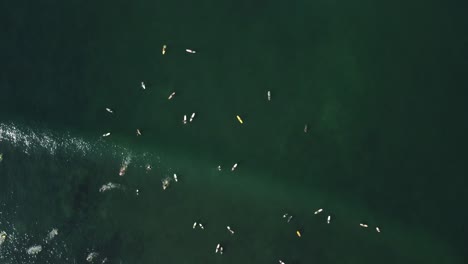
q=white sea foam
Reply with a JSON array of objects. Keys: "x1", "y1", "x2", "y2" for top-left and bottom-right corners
[
  {"x1": 0, "y1": 203, "x2": 73, "y2": 264},
  {"x1": 0, "y1": 122, "x2": 174, "y2": 263},
  {"x1": 26, "y1": 245, "x2": 42, "y2": 255},
  {"x1": 0, "y1": 123, "x2": 87, "y2": 156},
  {"x1": 0, "y1": 122, "x2": 133, "y2": 160},
  {"x1": 99, "y1": 182, "x2": 122, "y2": 192},
  {"x1": 44, "y1": 228, "x2": 58, "y2": 243}
]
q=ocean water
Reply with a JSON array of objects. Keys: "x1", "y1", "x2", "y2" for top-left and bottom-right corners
[{"x1": 1, "y1": 0, "x2": 467, "y2": 263}]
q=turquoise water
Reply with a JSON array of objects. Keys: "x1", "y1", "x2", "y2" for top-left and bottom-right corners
[{"x1": 1, "y1": 0, "x2": 467, "y2": 263}]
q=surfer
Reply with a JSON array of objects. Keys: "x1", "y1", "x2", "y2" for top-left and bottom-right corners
[
  {"x1": 304, "y1": 124, "x2": 308, "y2": 133},
  {"x1": 119, "y1": 165, "x2": 126, "y2": 176},
  {"x1": 162, "y1": 45, "x2": 167, "y2": 55},
  {"x1": 198, "y1": 223, "x2": 205, "y2": 229},
  {"x1": 141, "y1": 82, "x2": 146, "y2": 90},
  {"x1": 173, "y1": 173, "x2": 178, "y2": 182},
  {"x1": 283, "y1": 213, "x2": 292, "y2": 223},
  {"x1": 267, "y1": 90, "x2": 271, "y2": 101},
  {"x1": 105, "y1": 108, "x2": 113, "y2": 114},
  {"x1": 314, "y1": 208, "x2": 323, "y2": 215},
  {"x1": 376, "y1": 227, "x2": 381, "y2": 232},
  {"x1": 279, "y1": 260, "x2": 285, "y2": 264},
  {"x1": 168, "y1": 92, "x2": 176, "y2": 100},
  {"x1": 327, "y1": 215, "x2": 331, "y2": 224},
  {"x1": 215, "y1": 244, "x2": 220, "y2": 253},
  {"x1": 227, "y1": 226, "x2": 235, "y2": 235},
  {"x1": 136, "y1": 129, "x2": 142, "y2": 136},
  {"x1": 360, "y1": 223, "x2": 368, "y2": 228},
  {"x1": 118, "y1": 157, "x2": 130, "y2": 177},
  {"x1": 193, "y1": 222, "x2": 197, "y2": 229},
  {"x1": 189, "y1": 113, "x2": 196, "y2": 122},
  {"x1": 102, "y1": 132, "x2": 111, "y2": 137},
  {"x1": 186, "y1": 49, "x2": 196, "y2": 54},
  {"x1": 217, "y1": 165, "x2": 221, "y2": 171},
  {"x1": 236, "y1": 115, "x2": 243, "y2": 124},
  {"x1": 183, "y1": 115, "x2": 187, "y2": 124},
  {"x1": 231, "y1": 163, "x2": 238, "y2": 171}
]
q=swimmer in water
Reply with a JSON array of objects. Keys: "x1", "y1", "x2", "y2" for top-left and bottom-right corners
[
  {"x1": 146, "y1": 164, "x2": 152, "y2": 171},
  {"x1": 162, "y1": 177, "x2": 171, "y2": 190},
  {"x1": 0, "y1": 153, "x2": 3, "y2": 162},
  {"x1": 102, "y1": 132, "x2": 111, "y2": 137},
  {"x1": 227, "y1": 226, "x2": 235, "y2": 235},
  {"x1": 141, "y1": 82, "x2": 146, "y2": 90},
  {"x1": 186, "y1": 49, "x2": 196, "y2": 54},
  {"x1": 287, "y1": 215, "x2": 293, "y2": 223},
  {"x1": 217, "y1": 165, "x2": 221, "y2": 171},
  {"x1": 183, "y1": 115, "x2": 187, "y2": 124},
  {"x1": 199, "y1": 223, "x2": 204, "y2": 229},
  {"x1": 162, "y1": 44, "x2": 167, "y2": 55},
  {"x1": 314, "y1": 208, "x2": 323, "y2": 215},
  {"x1": 86, "y1": 252, "x2": 99, "y2": 262},
  {"x1": 168, "y1": 92, "x2": 176, "y2": 100},
  {"x1": 0, "y1": 231, "x2": 7, "y2": 246},
  {"x1": 173, "y1": 173, "x2": 178, "y2": 182},
  {"x1": 267, "y1": 90, "x2": 271, "y2": 101},
  {"x1": 119, "y1": 166, "x2": 126, "y2": 176},
  {"x1": 105, "y1": 108, "x2": 113, "y2": 114},
  {"x1": 279, "y1": 260, "x2": 285, "y2": 264},
  {"x1": 136, "y1": 129, "x2": 142, "y2": 136},
  {"x1": 189, "y1": 112, "x2": 196, "y2": 122},
  {"x1": 304, "y1": 124, "x2": 308, "y2": 133},
  {"x1": 136, "y1": 189, "x2": 139, "y2": 195},
  {"x1": 219, "y1": 246, "x2": 224, "y2": 254},
  {"x1": 231, "y1": 163, "x2": 238, "y2": 171},
  {"x1": 118, "y1": 156, "x2": 130, "y2": 176}
]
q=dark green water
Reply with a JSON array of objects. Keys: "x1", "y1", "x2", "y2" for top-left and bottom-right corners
[{"x1": 1, "y1": 0, "x2": 467, "y2": 263}]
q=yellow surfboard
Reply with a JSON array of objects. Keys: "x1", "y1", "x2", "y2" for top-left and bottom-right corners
[
  {"x1": 236, "y1": 115, "x2": 243, "y2": 124},
  {"x1": 296, "y1": 230, "x2": 301, "y2": 237}
]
